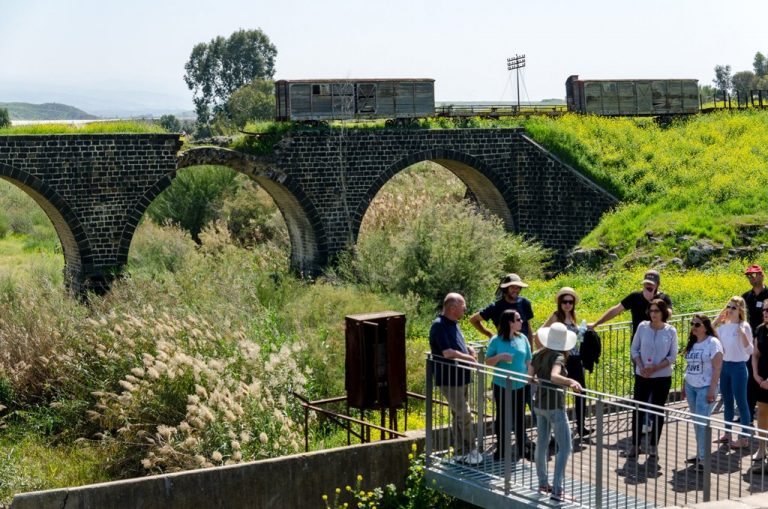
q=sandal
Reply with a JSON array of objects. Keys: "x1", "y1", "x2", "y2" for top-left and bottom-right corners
[
  {"x1": 551, "y1": 492, "x2": 578, "y2": 503},
  {"x1": 538, "y1": 484, "x2": 552, "y2": 493},
  {"x1": 717, "y1": 434, "x2": 731, "y2": 443},
  {"x1": 730, "y1": 438, "x2": 750, "y2": 449}
]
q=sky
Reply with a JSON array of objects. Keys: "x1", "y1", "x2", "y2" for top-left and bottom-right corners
[{"x1": 1, "y1": 0, "x2": 766, "y2": 115}]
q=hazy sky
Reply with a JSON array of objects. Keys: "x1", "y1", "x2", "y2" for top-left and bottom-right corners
[{"x1": 1, "y1": 0, "x2": 766, "y2": 112}]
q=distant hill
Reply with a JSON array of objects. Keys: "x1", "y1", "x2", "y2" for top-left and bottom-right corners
[{"x1": 0, "y1": 102, "x2": 98, "y2": 121}]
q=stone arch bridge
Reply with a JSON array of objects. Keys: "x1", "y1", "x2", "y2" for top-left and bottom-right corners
[{"x1": 0, "y1": 129, "x2": 617, "y2": 293}]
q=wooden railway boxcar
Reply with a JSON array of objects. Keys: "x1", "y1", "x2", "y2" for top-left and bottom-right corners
[
  {"x1": 565, "y1": 75, "x2": 699, "y2": 116},
  {"x1": 275, "y1": 79, "x2": 435, "y2": 121}
]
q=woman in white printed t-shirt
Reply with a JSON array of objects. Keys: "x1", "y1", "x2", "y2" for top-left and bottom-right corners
[
  {"x1": 682, "y1": 314, "x2": 723, "y2": 468},
  {"x1": 713, "y1": 296, "x2": 754, "y2": 449}
]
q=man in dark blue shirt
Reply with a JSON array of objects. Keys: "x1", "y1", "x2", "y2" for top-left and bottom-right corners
[{"x1": 429, "y1": 292, "x2": 481, "y2": 464}]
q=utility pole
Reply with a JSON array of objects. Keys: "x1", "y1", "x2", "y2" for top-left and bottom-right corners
[{"x1": 507, "y1": 54, "x2": 526, "y2": 112}]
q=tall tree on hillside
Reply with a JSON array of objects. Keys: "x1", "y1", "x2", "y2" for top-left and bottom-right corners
[
  {"x1": 732, "y1": 71, "x2": 755, "y2": 101},
  {"x1": 713, "y1": 64, "x2": 732, "y2": 98},
  {"x1": 0, "y1": 108, "x2": 10, "y2": 128},
  {"x1": 754, "y1": 52, "x2": 767, "y2": 77},
  {"x1": 184, "y1": 28, "x2": 277, "y2": 137}
]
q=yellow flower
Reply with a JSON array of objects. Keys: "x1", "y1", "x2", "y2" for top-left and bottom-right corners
[
  {"x1": 357, "y1": 474, "x2": 363, "y2": 482},
  {"x1": 322, "y1": 494, "x2": 328, "y2": 501}
]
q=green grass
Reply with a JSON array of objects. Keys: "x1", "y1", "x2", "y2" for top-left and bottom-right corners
[
  {"x1": 0, "y1": 427, "x2": 112, "y2": 504},
  {"x1": 0, "y1": 121, "x2": 168, "y2": 135}
]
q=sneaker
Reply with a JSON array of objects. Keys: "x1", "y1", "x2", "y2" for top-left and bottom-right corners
[
  {"x1": 577, "y1": 427, "x2": 595, "y2": 437},
  {"x1": 624, "y1": 446, "x2": 640, "y2": 459},
  {"x1": 462, "y1": 450, "x2": 483, "y2": 465},
  {"x1": 685, "y1": 456, "x2": 698, "y2": 464},
  {"x1": 695, "y1": 460, "x2": 705, "y2": 471}
]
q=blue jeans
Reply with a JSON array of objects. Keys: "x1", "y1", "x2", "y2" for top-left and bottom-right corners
[
  {"x1": 535, "y1": 407, "x2": 572, "y2": 495},
  {"x1": 685, "y1": 381, "x2": 716, "y2": 460},
  {"x1": 720, "y1": 361, "x2": 750, "y2": 433}
]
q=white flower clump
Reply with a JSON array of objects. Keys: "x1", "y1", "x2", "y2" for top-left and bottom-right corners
[{"x1": 86, "y1": 308, "x2": 310, "y2": 473}]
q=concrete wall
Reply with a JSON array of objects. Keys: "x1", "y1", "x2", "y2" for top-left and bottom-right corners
[{"x1": 11, "y1": 432, "x2": 425, "y2": 509}]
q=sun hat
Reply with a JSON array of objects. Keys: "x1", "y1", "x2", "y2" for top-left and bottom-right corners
[
  {"x1": 555, "y1": 287, "x2": 579, "y2": 304},
  {"x1": 537, "y1": 322, "x2": 577, "y2": 352},
  {"x1": 642, "y1": 269, "x2": 660, "y2": 287},
  {"x1": 745, "y1": 264, "x2": 764, "y2": 275},
  {"x1": 499, "y1": 273, "x2": 528, "y2": 289}
]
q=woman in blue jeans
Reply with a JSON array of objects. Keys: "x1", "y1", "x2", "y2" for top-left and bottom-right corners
[
  {"x1": 682, "y1": 314, "x2": 723, "y2": 468},
  {"x1": 530, "y1": 322, "x2": 583, "y2": 502},
  {"x1": 714, "y1": 296, "x2": 754, "y2": 448}
]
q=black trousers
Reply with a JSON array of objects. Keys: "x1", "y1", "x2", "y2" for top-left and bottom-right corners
[
  {"x1": 493, "y1": 384, "x2": 527, "y2": 457},
  {"x1": 747, "y1": 358, "x2": 758, "y2": 422},
  {"x1": 631, "y1": 375, "x2": 672, "y2": 447},
  {"x1": 566, "y1": 355, "x2": 587, "y2": 435}
]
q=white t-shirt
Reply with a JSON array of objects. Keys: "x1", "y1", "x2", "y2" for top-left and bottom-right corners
[
  {"x1": 717, "y1": 322, "x2": 753, "y2": 362},
  {"x1": 684, "y1": 336, "x2": 723, "y2": 388}
]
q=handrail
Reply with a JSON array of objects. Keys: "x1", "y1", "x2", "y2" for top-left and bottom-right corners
[{"x1": 424, "y1": 353, "x2": 768, "y2": 508}]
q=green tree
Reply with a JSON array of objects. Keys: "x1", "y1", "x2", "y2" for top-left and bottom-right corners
[
  {"x1": 754, "y1": 51, "x2": 767, "y2": 77},
  {"x1": 147, "y1": 166, "x2": 238, "y2": 242},
  {"x1": 158, "y1": 114, "x2": 182, "y2": 132},
  {"x1": 713, "y1": 64, "x2": 732, "y2": 98},
  {"x1": 184, "y1": 29, "x2": 277, "y2": 136},
  {"x1": 0, "y1": 108, "x2": 10, "y2": 128},
  {"x1": 731, "y1": 70, "x2": 755, "y2": 102},
  {"x1": 224, "y1": 79, "x2": 275, "y2": 128}
]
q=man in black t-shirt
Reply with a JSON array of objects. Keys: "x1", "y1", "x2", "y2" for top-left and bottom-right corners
[
  {"x1": 590, "y1": 269, "x2": 673, "y2": 334},
  {"x1": 742, "y1": 264, "x2": 767, "y2": 423},
  {"x1": 470, "y1": 273, "x2": 534, "y2": 343}
]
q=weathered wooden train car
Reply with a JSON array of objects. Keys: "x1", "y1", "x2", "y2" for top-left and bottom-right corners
[
  {"x1": 275, "y1": 79, "x2": 435, "y2": 121},
  {"x1": 565, "y1": 75, "x2": 699, "y2": 116}
]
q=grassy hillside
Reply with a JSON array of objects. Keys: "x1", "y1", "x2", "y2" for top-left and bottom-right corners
[
  {"x1": 521, "y1": 111, "x2": 768, "y2": 267},
  {"x1": 0, "y1": 102, "x2": 97, "y2": 121}
]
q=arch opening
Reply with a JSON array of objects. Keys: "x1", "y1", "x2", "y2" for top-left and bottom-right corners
[
  {"x1": 122, "y1": 148, "x2": 323, "y2": 276},
  {"x1": 0, "y1": 165, "x2": 89, "y2": 291}
]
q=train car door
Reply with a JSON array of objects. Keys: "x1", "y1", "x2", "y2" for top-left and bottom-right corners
[
  {"x1": 356, "y1": 83, "x2": 377, "y2": 115},
  {"x1": 636, "y1": 82, "x2": 653, "y2": 114}
]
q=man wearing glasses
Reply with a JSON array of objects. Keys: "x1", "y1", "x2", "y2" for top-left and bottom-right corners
[
  {"x1": 589, "y1": 269, "x2": 673, "y2": 334},
  {"x1": 742, "y1": 265, "x2": 768, "y2": 423}
]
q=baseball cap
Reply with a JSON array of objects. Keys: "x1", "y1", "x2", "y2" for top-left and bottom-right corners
[
  {"x1": 745, "y1": 264, "x2": 764, "y2": 275},
  {"x1": 642, "y1": 269, "x2": 660, "y2": 287}
]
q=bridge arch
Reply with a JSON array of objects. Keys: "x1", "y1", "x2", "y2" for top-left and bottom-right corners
[
  {"x1": 353, "y1": 148, "x2": 516, "y2": 240},
  {"x1": 0, "y1": 163, "x2": 93, "y2": 291},
  {"x1": 117, "y1": 147, "x2": 325, "y2": 274}
]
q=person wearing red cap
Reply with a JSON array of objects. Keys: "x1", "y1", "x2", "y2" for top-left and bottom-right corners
[{"x1": 743, "y1": 264, "x2": 768, "y2": 424}]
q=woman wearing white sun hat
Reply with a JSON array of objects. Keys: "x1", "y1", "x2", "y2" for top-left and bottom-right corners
[{"x1": 530, "y1": 322, "x2": 583, "y2": 502}]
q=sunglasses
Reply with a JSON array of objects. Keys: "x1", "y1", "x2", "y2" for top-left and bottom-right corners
[
  {"x1": 747, "y1": 273, "x2": 762, "y2": 278},
  {"x1": 690, "y1": 322, "x2": 703, "y2": 328},
  {"x1": 561, "y1": 299, "x2": 575, "y2": 305},
  {"x1": 726, "y1": 305, "x2": 737, "y2": 310}
]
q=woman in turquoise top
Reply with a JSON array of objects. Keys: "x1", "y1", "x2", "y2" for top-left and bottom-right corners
[{"x1": 486, "y1": 309, "x2": 533, "y2": 461}]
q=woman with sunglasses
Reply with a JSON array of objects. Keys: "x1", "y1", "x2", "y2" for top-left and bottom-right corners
[
  {"x1": 542, "y1": 287, "x2": 592, "y2": 438},
  {"x1": 486, "y1": 309, "x2": 533, "y2": 461},
  {"x1": 714, "y1": 296, "x2": 754, "y2": 448},
  {"x1": 627, "y1": 298, "x2": 678, "y2": 460},
  {"x1": 751, "y1": 300, "x2": 768, "y2": 465},
  {"x1": 682, "y1": 314, "x2": 723, "y2": 468}
]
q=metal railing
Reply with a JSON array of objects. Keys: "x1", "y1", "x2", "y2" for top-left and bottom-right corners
[
  {"x1": 425, "y1": 355, "x2": 768, "y2": 508},
  {"x1": 470, "y1": 310, "x2": 719, "y2": 398}
]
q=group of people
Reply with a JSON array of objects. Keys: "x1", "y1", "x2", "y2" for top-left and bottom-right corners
[{"x1": 429, "y1": 265, "x2": 768, "y2": 501}]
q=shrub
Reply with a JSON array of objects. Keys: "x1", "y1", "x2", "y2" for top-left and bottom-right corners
[
  {"x1": 336, "y1": 200, "x2": 549, "y2": 312},
  {"x1": 146, "y1": 165, "x2": 238, "y2": 242}
]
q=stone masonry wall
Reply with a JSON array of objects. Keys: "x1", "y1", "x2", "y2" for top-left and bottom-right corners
[{"x1": 0, "y1": 134, "x2": 181, "y2": 292}]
